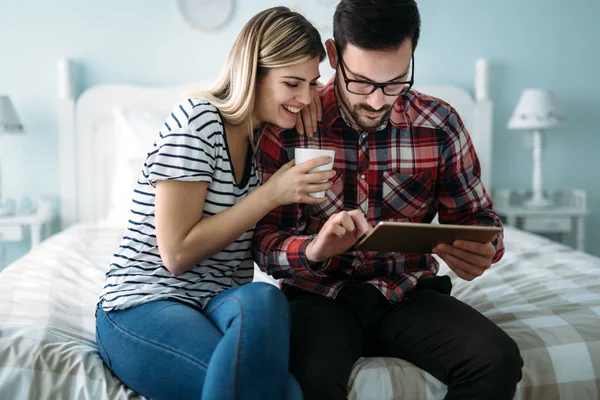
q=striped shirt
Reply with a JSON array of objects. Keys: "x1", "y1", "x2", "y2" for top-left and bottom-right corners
[
  {"x1": 100, "y1": 99, "x2": 259, "y2": 312},
  {"x1": 253, "y1": 77, "x2": 504, "y2": 304}
]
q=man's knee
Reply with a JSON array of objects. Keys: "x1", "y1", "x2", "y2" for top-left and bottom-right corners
[
  {"x1": 473, "y1": 331, "x2": 523, "y2": 387},
  {"x1": 291, "y1": 355, "x2": 350, "y2": 400},
  {"x1": 493, "y1": 335, "x2": 523, "y2": 382}
]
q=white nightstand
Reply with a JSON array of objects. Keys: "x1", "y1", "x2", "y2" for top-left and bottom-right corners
[
  {"x1": 0, "y1": 197, "x2": 56, "y2": 267},
  {"x1": 494, "y1": 189, "x2": 588, "y2": 251}
]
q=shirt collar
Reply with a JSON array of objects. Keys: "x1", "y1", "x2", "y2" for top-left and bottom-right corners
[{"x1": 320, "y1": 76, "x2": 343, "y2": 128}]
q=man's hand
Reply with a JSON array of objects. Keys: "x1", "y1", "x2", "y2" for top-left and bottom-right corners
[
  {"x1": 295, "y1": 83, "x2": 323, "y2": 137},
  {"x1": 433, "y1": 240, "x2": 496, "y2": 281},
  {"x1": 306, "y1": 210, "x2": 372, "y2": 264}
]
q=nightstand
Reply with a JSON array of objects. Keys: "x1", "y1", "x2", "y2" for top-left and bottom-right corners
[
  {"x1": 493, "y1": 189, "x2": 588, "y2": 251},
  {"x1": 0, "y1": 197, "x2": 56, "y2": 267}
]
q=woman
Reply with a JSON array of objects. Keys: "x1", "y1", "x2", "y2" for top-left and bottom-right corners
[{"x1": 95, "y1": 7, "x2": 330, "y2": 400}]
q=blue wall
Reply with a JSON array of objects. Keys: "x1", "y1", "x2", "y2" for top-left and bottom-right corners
[{"x1": 1, "y1": 0, "x2": 598, "y2": 265}]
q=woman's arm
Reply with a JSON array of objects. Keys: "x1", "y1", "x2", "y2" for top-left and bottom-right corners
[
  {"x1": 156, "y1": 180, "x2": 274, "y2": 275},
  {"x1": 156, "y1": 157, "x2": 334, "y2": 275}
]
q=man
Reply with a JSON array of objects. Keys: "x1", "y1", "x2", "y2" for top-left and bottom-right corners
[{"x1": 253, "y1": 1, "x2": 523, "y2": 399}]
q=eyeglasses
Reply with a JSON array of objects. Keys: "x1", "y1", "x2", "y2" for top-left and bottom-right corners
[{"x1": 337, "y1": 48, "x2": 414, "y2": 96}]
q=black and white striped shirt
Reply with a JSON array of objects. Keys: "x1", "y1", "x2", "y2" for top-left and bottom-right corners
[{"x1": 100, "y1": 99, "x2": 260, "y2": 312}]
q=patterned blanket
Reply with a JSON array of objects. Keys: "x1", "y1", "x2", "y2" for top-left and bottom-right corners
[{"x1": 1, "y1": 224, "x2": 599, "y2": 399}]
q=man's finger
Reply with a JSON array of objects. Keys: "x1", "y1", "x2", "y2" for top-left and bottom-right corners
[
  {"x1": 453, "y1": 240, "x2": 496, "y2": 258},
  {"x1": 338, "y1": 212, "x2": 356, "y2": 233},
  {"x1": 444, "y1": 257, "x2": 477, "y2": 281},
  {"x1": 451, "y1": 265, "x2": 477, "y2": 281},
  {"x1": 435, "y1": 244, "x2": 491, "y2": 269},
  {"x1": 441, "y1": 252, "x2": 485, "y2": 278},
  {"x1": 347, "y1": 209, "x2": 372, "y2": 236},
  {"x1": 329, "y1": 223, "x2": 346, "y2": 238}
]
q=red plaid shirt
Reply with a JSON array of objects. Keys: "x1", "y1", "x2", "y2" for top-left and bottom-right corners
[{"x1": 253, "y1": 76, "x2": 504, "y2": 303}]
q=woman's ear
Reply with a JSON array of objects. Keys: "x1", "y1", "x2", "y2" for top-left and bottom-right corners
[{"x1": 325, "y1": 39, "x2": 338, "y2": 70}]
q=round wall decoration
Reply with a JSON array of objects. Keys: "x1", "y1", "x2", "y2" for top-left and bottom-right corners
[{"x1": 176, "y1": 0, "x2": 234, "y2": 31}]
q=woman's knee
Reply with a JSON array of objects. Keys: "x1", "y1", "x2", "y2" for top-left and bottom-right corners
[
  {"x1": 95, "y1": 305, "x2": 210, "y2": 399},
  {"x1": 285, "y1": 374, "x2": 304, "y2": 400},
  {"x1": 238, "y1": 282, "x2": 290, "y2": 317}
]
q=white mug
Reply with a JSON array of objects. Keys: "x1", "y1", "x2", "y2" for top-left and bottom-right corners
[{"x1": 294, "y1": 148, "x2": 336, "y2": 198}]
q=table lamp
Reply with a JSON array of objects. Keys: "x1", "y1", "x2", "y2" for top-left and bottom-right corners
[
  {"x1": 0, "y1": 95, "x2": 25, "y2": 216},
  {"x1": 507, "y1": 89, "x2": 563, "y2": 208}
]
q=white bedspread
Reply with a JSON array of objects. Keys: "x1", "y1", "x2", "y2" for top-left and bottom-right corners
[{"x1": 1, "y1": 224, "x2": 599, "y2": 399}]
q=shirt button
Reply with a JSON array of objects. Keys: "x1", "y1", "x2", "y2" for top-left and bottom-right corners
[
  {"x1": 360, "y1": 174, "x2": 366, "y2": 180},
  {"x1": 361, "y1": 133, "x2": 367, "y2": 140}
]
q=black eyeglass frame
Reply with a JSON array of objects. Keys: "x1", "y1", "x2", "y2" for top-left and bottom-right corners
[{"x1": 336, "y1": 46, "x2": 415, "y2": 96}]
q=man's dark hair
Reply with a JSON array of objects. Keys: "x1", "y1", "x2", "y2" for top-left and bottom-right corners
[{"x1": 333, "y1": 0, "x2": 421, "y2": 54}]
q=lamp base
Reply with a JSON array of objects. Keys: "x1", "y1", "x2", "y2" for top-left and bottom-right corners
[{"x1": 524, "y1": 196, "x2": 554, "y2": 209}]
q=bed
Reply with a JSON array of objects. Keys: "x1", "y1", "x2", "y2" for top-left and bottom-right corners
[{"x1": 1, "y1": 58, "x2": 599, "y2": 400}]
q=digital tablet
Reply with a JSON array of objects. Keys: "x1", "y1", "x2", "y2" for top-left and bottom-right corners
[{"x1": 355, "y1": 221, "x2": 502, "y2": 253}]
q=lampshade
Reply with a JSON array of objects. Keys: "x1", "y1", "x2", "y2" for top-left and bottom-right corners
[
  {"x1": 507, "y1": 89, "x2": 563, "y2": 130},
  {"x1": 0, "y1": 96, "x2": 25, "y2": 134}
]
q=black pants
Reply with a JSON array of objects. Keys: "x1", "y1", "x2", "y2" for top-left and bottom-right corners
[{"x1": 283, "y1": 277, "x2": 523, "y2": 400}]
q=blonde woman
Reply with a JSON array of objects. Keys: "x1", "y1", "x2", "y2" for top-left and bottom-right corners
[{"x1": 95, "y1": 7, "x2": 329, "y2": 400}]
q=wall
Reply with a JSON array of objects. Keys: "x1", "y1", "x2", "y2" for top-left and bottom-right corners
[{"x1": 0, "y1": 0, "x2": 598, "y2": 265}]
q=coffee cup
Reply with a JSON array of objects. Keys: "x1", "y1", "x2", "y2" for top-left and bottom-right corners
[{"x1": 294, "y1": 148, "x2": 336, "y2": 198}]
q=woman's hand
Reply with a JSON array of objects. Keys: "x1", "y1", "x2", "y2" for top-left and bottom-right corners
[{"x1": 265, "y1": 156, "x2": 335, "y2": 207}]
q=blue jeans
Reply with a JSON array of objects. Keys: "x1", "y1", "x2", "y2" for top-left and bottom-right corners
[{"x1": 95, "y1": 282, "x2": 302, "y2": 400}]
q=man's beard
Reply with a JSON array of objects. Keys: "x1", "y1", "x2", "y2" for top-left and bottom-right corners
[{"x1": 336, "y1": 77, "x2": 392, "y2": 130}]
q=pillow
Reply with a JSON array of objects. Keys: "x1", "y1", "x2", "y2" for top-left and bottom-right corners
[{"x1": 105, "y1": 107, "x2": 164, "y2": 225}]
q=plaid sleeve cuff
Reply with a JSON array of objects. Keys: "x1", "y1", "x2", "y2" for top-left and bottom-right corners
[
  {"x1": 491, "y1": 230, "x2": 505, "y2": 263},
  {"x1": 285, "y1": 235, "x2": 330, "y2": 276}
]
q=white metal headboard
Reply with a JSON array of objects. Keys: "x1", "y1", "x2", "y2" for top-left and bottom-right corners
[{"x1": 57, "y1": 58, "x2": 493, "y2": 228}]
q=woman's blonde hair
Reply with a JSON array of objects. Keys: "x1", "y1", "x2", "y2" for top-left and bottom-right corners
[{"x1": 192, "y1": 6, "x2": 326, "y2": 140}]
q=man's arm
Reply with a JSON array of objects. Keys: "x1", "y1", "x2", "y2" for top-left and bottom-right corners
[
  {"x1": 253, "y1": 127, "x2": 330, "y2": 279},
  {"x1": 435, "y1": 108, "x2": 505, "y2": 267}
]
